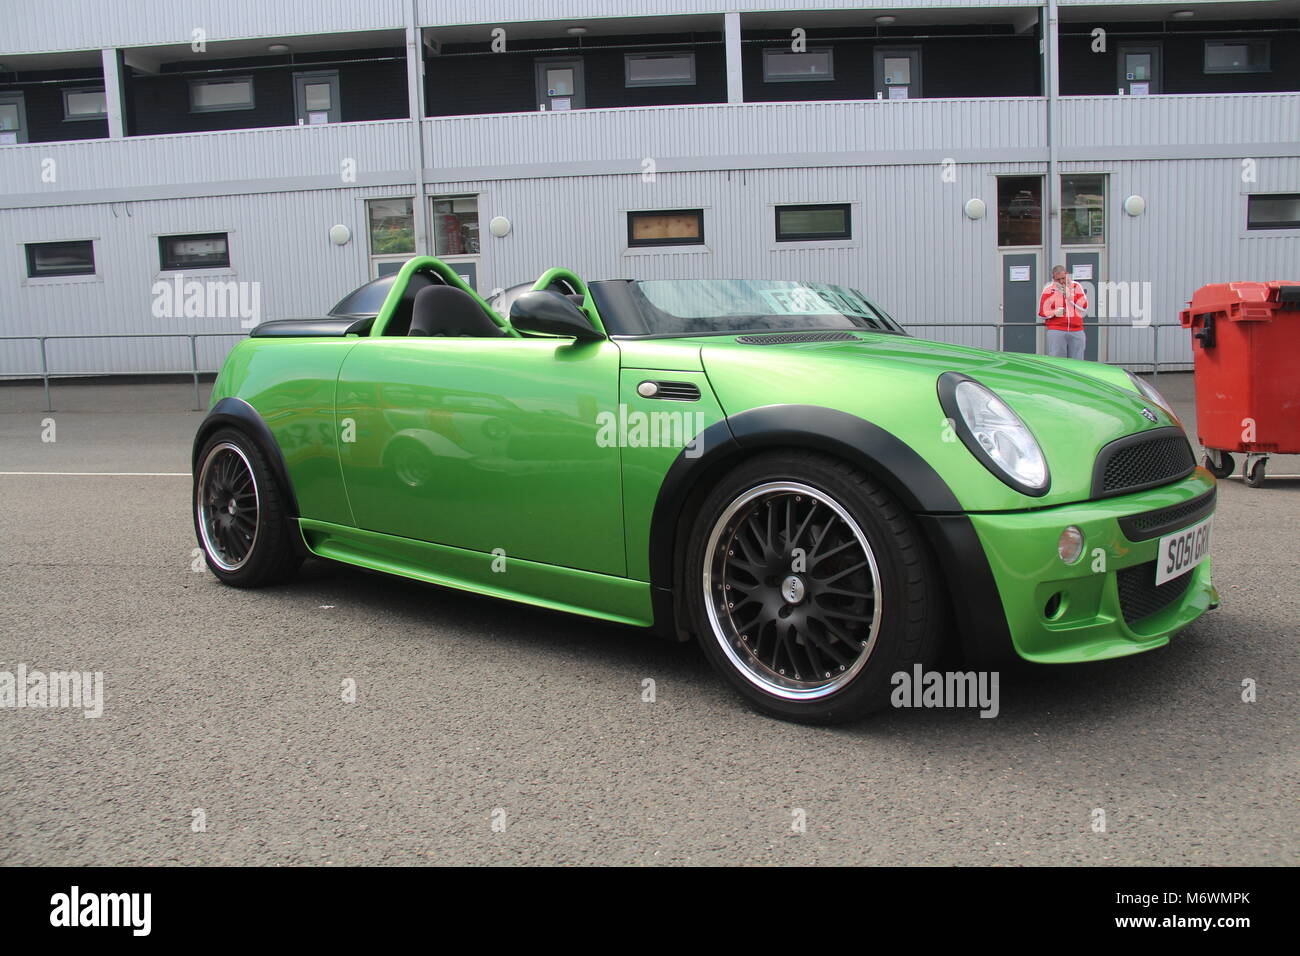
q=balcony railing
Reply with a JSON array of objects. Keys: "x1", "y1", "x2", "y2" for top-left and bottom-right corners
[
  {"x1": 0, "y1": 118, "x2": 413, "y2": 199},
  {"x1": 3, "y1": 92, "x2": 1297, "y2": 201},
  {"x1": 1056, "y1": 92, "x2": 1300, "y2": 151},
  {"x1": 424, "y1": 97, "x2": 1048, "y2": 174}
]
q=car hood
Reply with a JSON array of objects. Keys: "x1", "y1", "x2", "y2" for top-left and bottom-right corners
[{"x1": 629, "y1": 332, "x2": 1186, "y2": 511}]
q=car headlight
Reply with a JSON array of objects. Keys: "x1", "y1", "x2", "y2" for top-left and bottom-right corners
[
  {"x1": 1125, "y1": 370, "x2": 1180, "y2": 425},
  {"x1": 938, "y1": 372, "x2": 1050, "y2": 496}
]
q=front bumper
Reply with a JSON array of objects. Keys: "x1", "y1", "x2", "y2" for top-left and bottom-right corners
[{"x1": 963, "y1": 467, "x2": 1219, "y2": 663}]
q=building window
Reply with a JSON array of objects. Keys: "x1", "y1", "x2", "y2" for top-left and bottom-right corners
[
  {"x1": 160, "y1": 233, "x2": 230, "y2": 271},
  {"x1": 1247, "y1": 194, "x2": 1300, "y2": 231},
  {"x1": 775, "y1": 204, "x2": 851, "y2": 242},
  {"x1": 762, "y1": 48, "x2": 834, "y2": 82},
  {"x1": 0, "y1": 92, "x2": 27, "y2": 144},
  {"x1": 63, "y1": 88, "x2": 107, "y2": 121},
  {"x1": 431, "y1": 196, "x2": 480, "y2": 256},
  {"x1": 366, "y1": 198, "x2": 414, "y2": 277},
  {"x1": 189, "y1": 77, "x2": 255, "y2": 113},
  {"x1": 625, "y1": 53, "x2": 696, "y2": 87},
  {"x1": 628, "y1": 209, "x2": 705, "y2": 247},
  {"x1": 1205, "y1": 40, "x2": 1270, "y2": 74},
  {"x1": 875, "y1": 48, "x2": 921, "y2": 99},
  {"x1": 26, "y1": 240, "x2": 95, "y2": 278},
  {"x1": 997, "y1": 176, "x2": 1043, "y2": 247},
  {"x1": 367, "y1": 198, "x2": 415, "y2": 255},
  {"x1": 1060, "y1": 175, "x2": 1106, "y2": 246}
]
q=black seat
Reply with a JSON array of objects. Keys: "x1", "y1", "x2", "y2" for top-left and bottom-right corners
[{"x1": 408, "y1": 285, "x2": 507, "y2": 337}]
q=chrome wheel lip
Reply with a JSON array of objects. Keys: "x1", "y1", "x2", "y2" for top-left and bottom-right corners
[
  {"x1": 196, "y1": 441, "x2": 260, "y2": 572},
  {"x1": 702, "y1": 480, "x2": 884, "y2": 702}
]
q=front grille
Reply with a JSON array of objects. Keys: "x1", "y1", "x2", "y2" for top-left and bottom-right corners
[
  {"x1": 1092, "y1": 427, "x2": 1195, "y2": 498},
  {"x1": 1118, "y1": 488, "x2": 1216, "y2": 542},
  {"x1": 735, "y1": 331, "x2": 858, "y2": 345},
  {"x1": 1116, "y1": 560, "x2": 1195, "y2": 626}
]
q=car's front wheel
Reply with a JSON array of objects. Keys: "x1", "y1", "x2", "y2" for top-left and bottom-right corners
[
  {"x1": 685, "y1": 451, "x2": 945, "y2": 723},
  {"x1": 193, "y1": 427, "x2": 301, "y2": 587}
]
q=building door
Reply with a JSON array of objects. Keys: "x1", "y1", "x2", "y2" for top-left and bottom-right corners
[
  {"x1": 535, "y1": 59, "x2": 584, "y2": 111},
  {"x1": 0, "y1": 92, "x2": 28, "y2": 144},
  {"x1": 996, "y1": 175, "x2": 1044, "y2": 354},
  {"x1": 1064, "y1": 251, "x2": 1102, "y2": 361},
  {"x1": 1117, "y1": 45, "x2": 1161, "y2": 95},
  {"x1": 1060, "y1": 172, "x2": 1108, "y2": 362},
  {"x1": 294, "y1": 71, "x2": 340, "y2": 125},
  {"x1": 1001, "y1": 253, "x2": 1040, "y2": 354},
  {"x1": 874, "y1": 48, "x2": 921, "y2": 99}
]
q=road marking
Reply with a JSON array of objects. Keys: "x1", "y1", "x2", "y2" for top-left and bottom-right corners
[{"x1": 0, "y1": 471, "x2": 190, "y2": 476}]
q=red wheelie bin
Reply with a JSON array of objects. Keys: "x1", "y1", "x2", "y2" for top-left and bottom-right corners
[{"x1": 1179, "y1": 281, "x2": 1300, "y2": 487}]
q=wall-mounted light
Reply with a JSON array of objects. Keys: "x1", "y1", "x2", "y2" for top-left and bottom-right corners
[
  {"x1": 1170, "y1": 10, "x2": 1195, "y2": 19},
  {"x1": 964, "y1": 198, "x2": 987, "y2": 220},
  {"x1": 488, "y1": 216, "x2": 512, "y2": 238},
  {"x1": 875, "y1": 16, "x2": 897, "y2": 26},
  {"x1": 1123, "y1": 195, "x2": 1147, "y2": 217},
  {"x1": 267, "y1": 43, "x2": 291, "y2": 54},
  {"x1": 566, "y1": 27, "x2": 588, "y2": 36},
  {"x1": 328, "y1": 224, "x2": 351, "y2": 245}
]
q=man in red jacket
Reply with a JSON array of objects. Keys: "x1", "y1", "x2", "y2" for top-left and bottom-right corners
[{"x1": 1038, "y1": 265, "x2": 1089, "y2": 359}]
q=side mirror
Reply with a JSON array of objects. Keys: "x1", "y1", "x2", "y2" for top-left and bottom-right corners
[{"x1": 509, "y1": 290, "x2": 604, "y2": 341}]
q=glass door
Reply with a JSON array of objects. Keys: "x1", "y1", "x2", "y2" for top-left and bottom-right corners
[
  {"x1": 1117, "y1": 45, "x2": 1161, "y2": 95},
  {"x1": 294, "y1": 71, "x2": 340, "y2": 125},
  {"x1": 534, "y1": 59, "x2": 585, "y2": 111}
]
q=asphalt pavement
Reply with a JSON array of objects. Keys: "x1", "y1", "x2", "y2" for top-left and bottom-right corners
[{"x1": 0, "y1": 374, "x2": 1295, "y2": 865}]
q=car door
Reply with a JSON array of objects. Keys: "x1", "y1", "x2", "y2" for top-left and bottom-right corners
[{"x1": 335, "y1": 336, "x2": 626, "y2": 576}]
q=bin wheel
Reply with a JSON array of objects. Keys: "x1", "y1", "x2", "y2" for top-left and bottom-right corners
[
  {"x1": 1204, "y1": 451, "x2": 1234, "y2": 480},
  {"x1": 1245, "y1": 457, "x2": 1267, "y2": 488}
]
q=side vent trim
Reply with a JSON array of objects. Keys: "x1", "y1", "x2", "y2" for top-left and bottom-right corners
[{"x1": 638, "y1": 380, "x2": 701, "y2": 402}]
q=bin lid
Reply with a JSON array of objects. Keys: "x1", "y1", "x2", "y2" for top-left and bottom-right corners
[{"x1": 1182, "y1": 281, "x2": 1300, "y2": 322}]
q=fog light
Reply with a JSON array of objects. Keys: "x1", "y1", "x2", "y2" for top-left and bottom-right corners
[
  {"x1": 1044, "y1": 592, "x2": 1063, "y2": 619},
  {"x1": 1058, "y1": 526, "x2": 1085, "y2": 563}
]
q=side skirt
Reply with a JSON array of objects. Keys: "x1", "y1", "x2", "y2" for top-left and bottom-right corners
[{"x1": 297, "y1": 518, "x2": 654, "y2": 628}]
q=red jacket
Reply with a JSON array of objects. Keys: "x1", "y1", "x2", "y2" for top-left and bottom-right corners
[{"x1": 1038, "y1": 280, "x2": 1089, "y2": 331}]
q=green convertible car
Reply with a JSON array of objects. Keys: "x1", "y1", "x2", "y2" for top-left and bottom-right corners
[{"x1": 193, "y1": 256, "x2": 1218, "y2": 722}]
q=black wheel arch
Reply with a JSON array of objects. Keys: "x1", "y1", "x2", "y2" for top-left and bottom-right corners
[
  {"x1": 647, "y1": 404, "x2": 1016, "y2": 665},
  {"x1": 192, "y1": 397, "x2": 300, "y2": 519}
]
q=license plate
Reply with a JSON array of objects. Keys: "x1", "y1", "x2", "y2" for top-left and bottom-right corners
[{"x1": 1155, "y1": 515, "x2": 1213, "y2": 586}]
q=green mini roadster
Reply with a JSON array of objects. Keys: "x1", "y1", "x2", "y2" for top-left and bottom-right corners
[{"x1": 194, "y1": 256, "x2": 1218, "y2": 722}]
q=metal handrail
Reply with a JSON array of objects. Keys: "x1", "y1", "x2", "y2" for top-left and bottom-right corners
[
  {"x1": 900, "y1": 320, "x2": 1190, "y2": 378},
  {"x1": 0, "y1": 332, "x2": 248, "y2": 411},
  {"x1": 0, "y1": 322, "x2": 1192, "y2": 412}
]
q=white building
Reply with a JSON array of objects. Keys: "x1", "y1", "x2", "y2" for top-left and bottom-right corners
[{"x1": 2, "y1": 0, "x2": 1297, "y2": 379}]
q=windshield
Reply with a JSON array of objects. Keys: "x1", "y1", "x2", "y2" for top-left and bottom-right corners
[{"x1": 603, "y1": 279, "x2": 905, "y2": 337}]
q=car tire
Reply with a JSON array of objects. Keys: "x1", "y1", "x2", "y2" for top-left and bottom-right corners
[
  {"x1": 193, "y1": 427, "x2": 302, "y2": 587},
  {"x1": 684, "y1": 450, "x2": 946, "y2": 724}
]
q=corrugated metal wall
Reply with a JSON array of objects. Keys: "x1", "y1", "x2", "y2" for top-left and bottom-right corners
[
  {"x1": 0, "y1": 0, "x2": 407, "y2": 55},
  {"x1": 0, "y1": 186, "x2": 411, "y2": 376},
  {"x1": 426, "y1": 98, "x2": 1047, "y2": 173},
  {"x1": 2, "y1": 1, "x2": 1297, "y2": 377},
  {"x1": 0, "y1": 120, "x2": 413, "y2": 201}
]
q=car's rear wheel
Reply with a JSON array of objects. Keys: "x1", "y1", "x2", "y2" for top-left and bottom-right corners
[
  {"x1": 193, "y1": 428, "x2": 301, "y2": 587},
  {"x1": 685, "y1": 450, "x2": 945, "y2": 723}
]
